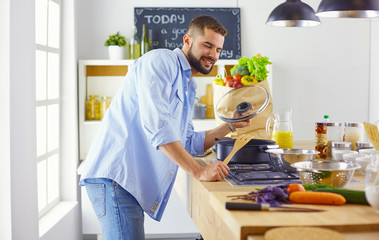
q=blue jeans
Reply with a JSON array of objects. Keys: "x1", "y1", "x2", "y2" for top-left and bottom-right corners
[{"x1": 84, "y1": 178, "x2": 145, "y2": 240}]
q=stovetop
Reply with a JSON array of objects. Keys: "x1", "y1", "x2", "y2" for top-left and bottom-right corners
[{"x1": 225, "y1": 163, "x2": 301, "y2": 186}]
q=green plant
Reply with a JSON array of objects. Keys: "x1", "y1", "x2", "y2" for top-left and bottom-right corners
[{"x1": 104, "y1": 32, "x2": 126, "y2": 47}]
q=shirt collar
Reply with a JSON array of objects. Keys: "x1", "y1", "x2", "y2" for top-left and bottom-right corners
[{"x1": 173, "y1": 48, "x2": 192, "y2": 78}]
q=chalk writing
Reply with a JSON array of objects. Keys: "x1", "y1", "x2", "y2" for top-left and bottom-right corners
[{"x1": 144, "y1": 14, "x2": 185, "y2": 24}]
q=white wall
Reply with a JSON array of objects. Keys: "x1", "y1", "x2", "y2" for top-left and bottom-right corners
[
  {"x1": 0, "y1": 0, "x2": 13, "y2": 239},
  {"x1": 76, "y1": 0, "x2": 375, "y2": 140},
  {"x1": 370, "y1": 18, "x2": 379, "y2": 124},
  {"x1": 1, "y1": 0, "x2": 40, "y2": 239}
]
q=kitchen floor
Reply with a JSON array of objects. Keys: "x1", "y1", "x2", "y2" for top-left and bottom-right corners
[{"x1": 83, "y1": 234, "x2": 203, "y2": 240}]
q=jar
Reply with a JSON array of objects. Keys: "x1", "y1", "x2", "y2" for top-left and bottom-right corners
[
  {"x1": 345, "y1": 122, "x2": 364, "y2": 151},
  {"x1": 331, "y1": 141, "x2": 352, "y2": 160},
  {"x1": 326, "y1": 122, "x2": 345, "y2": 158},
  {"x1": 315, "y1": 122, "x2": 328, "y2": 159},
  {"x1": 356, "y1": 141, "x2": 374, "y2": 152},
  {"x1": 100, "y1": 96, "x2": 112, "y2": 119},
  {"x1": 86, "y1": 95, "x2": 101, "y2": 120}
]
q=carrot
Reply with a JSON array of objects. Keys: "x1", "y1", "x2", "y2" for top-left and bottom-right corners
[
  {"x1": 287, "y1": 183, "x2": 306, "y2": 193},
  {"x1": 289, "y1": 191, "x2": 346, "y2": 205}
]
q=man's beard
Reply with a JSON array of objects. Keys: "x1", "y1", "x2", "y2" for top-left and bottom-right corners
[{"x1": 187, "y1": 45, "x2": 214, "y2": 75}]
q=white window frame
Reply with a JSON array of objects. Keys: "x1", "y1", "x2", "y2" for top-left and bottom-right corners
[{"x1": 35, "y1": 0, "x2": 61, "y2": 218}]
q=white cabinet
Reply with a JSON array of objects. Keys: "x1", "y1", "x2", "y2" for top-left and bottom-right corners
[{"x1": 78, "y1": 59, "x2": 237, "y2": 238}]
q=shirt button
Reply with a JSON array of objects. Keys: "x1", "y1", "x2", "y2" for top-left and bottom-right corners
[
  {"x1": 171, "y1": 171, "x2": 174, "y2": 175},
  {"x1": 161, "y1": 192, "x2": 164, "y2": 195}
]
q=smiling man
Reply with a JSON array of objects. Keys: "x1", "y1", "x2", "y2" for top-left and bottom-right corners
[{"x1": 80, "y1": 15, "x2": 251, "y2": 240}]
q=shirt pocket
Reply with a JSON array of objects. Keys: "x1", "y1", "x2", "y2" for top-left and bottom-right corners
[
  {"x1": 169, "y1": 89, "x2": 184, "y2": 119},
  {"x1": 84, "y1": 182, "x2": 106, "y2": 219}
]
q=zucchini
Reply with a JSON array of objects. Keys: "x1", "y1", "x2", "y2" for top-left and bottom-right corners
[
  {"x1": 313, "y1": 188, "x2": 369, "y2": 205},
  {"x1": 303, "y1": 184, "x2": 338, "y2": 191}
]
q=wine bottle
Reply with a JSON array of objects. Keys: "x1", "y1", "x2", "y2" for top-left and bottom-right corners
[
  {"x1": 141, "y1": 24, "x2": 149, "y2": 55},
  {"x1": 129, "y1": 26, "x2": 141, "y2": 59},
  {"x1": 148, "y1": 29, "x2": 153, "y2": 51}
]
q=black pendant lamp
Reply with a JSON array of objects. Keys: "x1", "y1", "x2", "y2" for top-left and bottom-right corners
[
  {"x1": 266, "y1": 0, "x2": 321, "y2": 27},
  {"x1": 316, "y1": 0, "x2": 379, "y2": 18}
]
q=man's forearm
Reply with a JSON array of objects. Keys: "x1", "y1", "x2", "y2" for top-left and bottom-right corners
[
  {"x1": 158, "y1": 141, "x2": 202, "y2": 179},
  {"x1": 203, "y1": 123, "x2": 231, "y2": 150}
]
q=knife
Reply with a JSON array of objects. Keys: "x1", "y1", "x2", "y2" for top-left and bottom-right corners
[{"x1": 225, "y1": 202, "x2": 325, "y2": 212}]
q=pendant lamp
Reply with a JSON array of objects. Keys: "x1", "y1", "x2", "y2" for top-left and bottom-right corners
[
  {"x1": 266, "y1": 0, "x2": 321, "y2": 27},
  {"x1": 316, "y1": 0, "x2": 379, "y2": 18}
]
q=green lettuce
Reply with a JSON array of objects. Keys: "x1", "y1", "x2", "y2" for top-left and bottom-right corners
[{"x1": 230, "y1": 55, "x2": 272, "y2": 82}]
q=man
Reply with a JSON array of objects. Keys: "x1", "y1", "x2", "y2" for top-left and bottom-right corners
[{"x1": 80, "y1": 15, "x2": 250, "y2": 239}]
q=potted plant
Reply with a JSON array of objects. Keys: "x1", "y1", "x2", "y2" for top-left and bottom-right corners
[{"x1": 104, "y1": 32, "x2": 127, "y2": 60}]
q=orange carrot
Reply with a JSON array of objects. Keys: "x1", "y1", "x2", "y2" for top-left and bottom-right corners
[
  {"x1": 287, "y1": 183, "x2": 306, "y2": 193},
  {"x1": 289, "y1": 191, "x2": 346, "y2": 205}
]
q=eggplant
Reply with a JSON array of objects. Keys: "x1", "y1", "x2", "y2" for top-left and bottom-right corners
[{"x1": 215, "y1": 138, "x2": 279, "y2": 164}]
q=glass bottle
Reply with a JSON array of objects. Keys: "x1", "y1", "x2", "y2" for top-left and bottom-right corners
[
  {"x1": 86, "y1": 95, "x2": 100, "y2": 120},
  {"x1": 315, "y1": 120, "x2": 328, "y2": 159},
  {"x1": 148, "y1": 29, "x2": 153, "y2": 51},
  {"x1": 129, "y1": 26, "x2": 141, "y2": 59},
  {"x1": 100, "y1": 96, "x2": 112, "y2": 119},
  {"x1": 140, "y1": 24, "x2": 149, "y2": 55}
]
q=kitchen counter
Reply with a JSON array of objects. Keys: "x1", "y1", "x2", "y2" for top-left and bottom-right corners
[{"x1": 181, "y1": 141, "x2": 379, "y2": 240}]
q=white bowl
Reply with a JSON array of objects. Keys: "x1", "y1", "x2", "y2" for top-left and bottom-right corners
[
  {"x1": 355, "y1": 156, "x2": 371, "y2": 174},
  {"x1": 333, "y1": 150, "x2": 357, "y2": 161},
  {"x1": 343, "y1": 152, "x2": 360, "y2": 164}
]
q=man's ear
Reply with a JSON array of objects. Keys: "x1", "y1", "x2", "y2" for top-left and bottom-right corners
[{"x1": 183, "y1": 34, "x2": 191, "y2": 48}]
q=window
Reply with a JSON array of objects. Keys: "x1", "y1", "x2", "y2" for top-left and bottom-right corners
[{"x1": 35, "y1": 0, "x2": 61, "y2": 217}]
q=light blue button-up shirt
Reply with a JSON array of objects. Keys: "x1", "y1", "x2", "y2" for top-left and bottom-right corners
[{"x1": 80, "y1": 48, "x2": 206, "y2": 221}]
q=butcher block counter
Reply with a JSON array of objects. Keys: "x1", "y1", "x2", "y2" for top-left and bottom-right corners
[{"x1": 181, "y1": 141, "x2": 379, "y2": 240}]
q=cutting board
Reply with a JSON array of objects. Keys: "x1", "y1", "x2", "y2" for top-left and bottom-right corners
[{"x1": 209, "y1": 191, "x2": 379, "y2": 235}]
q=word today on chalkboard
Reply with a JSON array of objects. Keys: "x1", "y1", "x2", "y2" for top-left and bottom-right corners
[{"x1": 134, "y1": 8, "x2": 241, "y2": 60}]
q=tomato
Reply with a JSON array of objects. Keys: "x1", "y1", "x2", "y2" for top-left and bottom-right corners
[
  {"x1": 226, "y1": 79, "x2": 242, "y2": 88},
  {"x1": 232, "y1": 74, "x2": 242, "y2": 82},
  {"x1": 287, "y1": 183, "x2": 306, "y2": 193},
  {"x1": 223, "y1": 76, "x2": 232, "y2": 84}
]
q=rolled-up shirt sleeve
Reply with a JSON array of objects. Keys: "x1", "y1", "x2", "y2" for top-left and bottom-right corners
[
  {"x1": 185, "y1": 121, "x2": 206, "y2": 156},
  {"x1": 134, "y1": 51, "x2": 182, "y2": 149}
]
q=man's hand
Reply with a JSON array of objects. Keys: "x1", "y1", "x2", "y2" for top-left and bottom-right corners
[
  {"x1": 231, "y1": 104, "x2": 254, "y2": 128},
  {"x1": 196, "y1": 160, "x2": 230, "y2": 181}
]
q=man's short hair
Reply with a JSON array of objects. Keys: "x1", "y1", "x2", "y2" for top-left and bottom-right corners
[{"x1": 186, "y1": 15, "x2": 227, "y2": 37}]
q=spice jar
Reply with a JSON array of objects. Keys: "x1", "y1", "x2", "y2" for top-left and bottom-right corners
[
  {"x1": 355, "y1": 141, "x2": 374, "y2": 152},
  {"x1": 86, "y1": 95, "x2": 101, "y2": 120},
  {"x1": 345, "y1": 122, "x2": 364, "y2": 151},
  {"x1": 326, "y1": 122, "x2": 345, "y2": 158},
  {"x1": 100, "y1": 96, "x2": 112, "y2": 119},
  {"x1": 315, "y1": 122, "x2": 328, "y2": 159}
]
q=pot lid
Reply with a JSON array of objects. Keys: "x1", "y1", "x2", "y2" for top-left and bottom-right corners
[{"x1": 215, "y1": 85, "x2": 270, "y2": 123}]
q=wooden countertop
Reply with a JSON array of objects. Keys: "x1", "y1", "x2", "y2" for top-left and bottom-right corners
[{"x1": 187, "y1": 141, "x2": 379, "y2": 240}]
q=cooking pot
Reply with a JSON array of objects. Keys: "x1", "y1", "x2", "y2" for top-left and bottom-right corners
[{"x1": 214, "y1": 138, "x2": 279, "y2": 164}]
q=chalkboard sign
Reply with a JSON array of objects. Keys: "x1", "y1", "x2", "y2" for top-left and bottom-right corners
[{"x1": 134, "y1": 8, "x2": 241, "y2": 59}]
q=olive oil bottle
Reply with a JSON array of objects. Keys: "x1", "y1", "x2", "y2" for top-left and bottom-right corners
[
  {"x1": 129, "y1": 26, "x2": 141, "y2": 59},
  {"x1": 140, "y1": 24, "x2": 149, "y2": 55}
]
